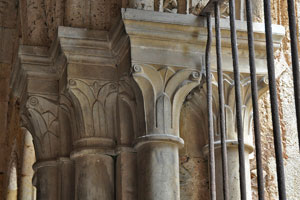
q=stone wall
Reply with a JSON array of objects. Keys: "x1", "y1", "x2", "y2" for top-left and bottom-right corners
[
  {"x1": 250, "y1": 0, "x2": 300, "y2": 199},
  {"x1": 0, "y1": 0, "x2": 24, "y2": 198},
  {"x1": 178, "y1": 0, "x2": 300, "y2": 200}
]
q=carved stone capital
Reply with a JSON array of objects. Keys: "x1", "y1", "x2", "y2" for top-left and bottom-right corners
[
  {"x1": 67, "y1": 78, "x2": 118, "y2": 144},
  {"x1": 132, "y1": 63, "x2": 201, "y2": 140},
  {"x1": 22, "y1": 96, "x2": 60, "y2": 160},
  {"x1": 186, "y1": 72, "x2": 268, "y2": 145},
  {"x1": 10, "y1": 21, "x2": 133, "y2": 151}
]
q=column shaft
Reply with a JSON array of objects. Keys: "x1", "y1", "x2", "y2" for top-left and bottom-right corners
[
  {"x1": 214, "y1": 142, "x2": 252, "y2": 200},
  {"x1": 137, "y1": 142, "x2": 180, "y2": 200},
  {"x1": 73, "y1": 153, "x2": 114, "y2": 200},
  {"x1": 58, "y1": 158, "x2": 75, "y2": 200},
  {"x1": 116, "y1": 151, "x2": 138, "y2": 200},
  {"x1": 34, "y1": 163, "x2": 59, "y2": 200}
]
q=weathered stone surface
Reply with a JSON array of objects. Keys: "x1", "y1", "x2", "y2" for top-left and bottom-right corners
[
  {"x1": 249, "y1": 0, "x2": 300, "y2": 199},
  {"x1": 19, "y1": 131, "x2": 36, "y2": 200},
  {"x1": 137, "y1": 142, "x2": 180, "y2": 200},
  {"x1": 179, "y1": 155, "x2": 209, "y2": 200},
  {"x1": 1, "y1": 1, "x2": 300, "y2": 200},
  {"x1": 73, "y1": 154, "x2": 114, "y2": 200},
  {"x1": 33, "y1": 161, "x2": 59, "y2": 200},
  {"x1": 116, "y1": 151, "x2": 138, "y2": 200},
  {"x1": 0, "y1": 0, "x2": 18, "y2": 28},
  {"x1": 0, "y1": 28, "x2": 17, "y2": 63}
]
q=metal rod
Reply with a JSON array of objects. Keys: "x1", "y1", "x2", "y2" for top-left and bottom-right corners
[
  {"x1": 200, "y1": 0, "x2": 225, "y2": 16},
  {"x1": 206, "y1": 13, "x2": 216, "y2": 200},
  {"x1": 214, "y1": 2, "x2": 229, "y2": 200},
  {"x1": 263, "y1": 0, "x2": 287, "y2": 198},
  {"x1": 287, "y1": 0, "x2": 300, "y2": 151},
  {"x1": 245, "y1": 0, "x2": 265, "y2": 199},
  {"x1": 228, "y1": 0, "x2": 247, "y2": 199}
]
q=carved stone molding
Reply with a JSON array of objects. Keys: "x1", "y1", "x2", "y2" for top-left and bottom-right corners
[
  {"x1": 122, "y1": 8, "x2": 285, "y2": 73},
  {"x1": 67, "y1": 79, "x2": 118, "y2": 142},
  {"x1": 186, "y1": 72, "x2": 268, "y2": 145},
  {"x1": 22, "y1": 96, "x2": 59, "y2": 160},
  {"x1": 131, "y1": 63, "x2": 201, "y2": 148},
  {"x1": 10, "y1": 20, "x2": 132, "y2": 150}
]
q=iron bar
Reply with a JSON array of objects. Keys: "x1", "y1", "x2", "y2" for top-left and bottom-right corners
[
  {"x1": 214, "y1": 2, "x2": 229, "y2": 200},
  {"x1": 228, "y1": 0, "x2": 247, "y2": 199},
  {"x1": 287, "y1": 0, "x2": 300, "y2": 151},
  {"x1": 200, "y1": 0, "x2": 224, "y2": 16},
  {"x1": 245, "y1": 0, "x2": 265, "y2": 199},
  {"x1": 263, "y1": 0, "x2": 287, "y2": 198},
  {"x1": 206, "y1": 13, "x2": 216, "y2": 200}
]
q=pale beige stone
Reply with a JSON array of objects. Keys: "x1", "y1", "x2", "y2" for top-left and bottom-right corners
[
  {"x1": 19, "y1": 131, "x2": 36, "y2": 200},
  {"x1": 137, "y1": 142, "x2": 181, "y2": 200}
]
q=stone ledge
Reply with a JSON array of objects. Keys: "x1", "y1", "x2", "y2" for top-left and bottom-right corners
[{"x1": 122, "y1": 8, "x2": 285, "y2": 74}]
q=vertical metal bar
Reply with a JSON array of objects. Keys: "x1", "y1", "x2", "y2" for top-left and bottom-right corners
[
  {"x1": 245, "y1": 0, "x2": 265, "y2": 199},
  {"x1": 263, "y1": 0, "x2": 287, "y2": 199},
  {"x1": 228, "y1": 0, "x2": 247, "y2": 199},
  {"x1": 287, "y1": 0, "x2": 300, "y2": 151},
  {"x1": 206, "y1": 13, "x2": 216, "y2": 200},
  {"x1": 214, "y1": 3, "x2": 229, "y2": 200}
]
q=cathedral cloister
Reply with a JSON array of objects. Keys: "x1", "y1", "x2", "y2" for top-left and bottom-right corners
[{"x1": 0, "y1": 0, "x2": 300, "y2": 200}]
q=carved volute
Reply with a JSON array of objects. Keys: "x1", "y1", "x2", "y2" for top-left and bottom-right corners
[
  {"x1": 22, "y1": 96, "x2": 59, "y2": 160},
  {"x1": 132, "y1": 64, "x2": 201, "y2": 140},
  {"x1": 184, "y1": 72, "x2": 268, "y2": 148}
]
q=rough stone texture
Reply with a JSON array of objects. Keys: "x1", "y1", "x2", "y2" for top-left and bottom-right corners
[
  {"x1": 180, "y1": 156, "x2": 209, "y2": 200},
  {"x1": 249, "y1": 0, "x2": 300, "y2": 199},
  {"x1": 0, "y1": 1, "x2": 300, "y2": 200}
]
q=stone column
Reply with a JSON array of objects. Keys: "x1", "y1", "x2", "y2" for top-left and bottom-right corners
[
  {"x1": 116, "y1": 79, "x2": 139, "y2": 200},
  {"x1": 57, "y1": 158, "x2": 74, "y2": 200},
  {"x1": 132, "y1": 64, "x2": 201, "y2": 200},
  {"x1": 11, "y1": 22, "x2": 130, "y2": 200},
  {"x1": 56, "y1": 24, "x2": 130, "y2": 200},
  {"x1": 71, "y1": 148, "x2": 115, "y2": 200},
  {"x1": 19, "y1": 130, "x2": 36, "y2": 200},
  {"x1": 214, "y1": 141, "x2": 253, "y2": 200},
  {"x1": 136, "y1": 136, "x2": 183, "y2": 200},
  {"x1": 67, "y1": 78, "x2": 117, "y2": 200},
  {"x1": 202, "y1": 73, "x2": 268, "y2": 200},
  {"x1": 33, "y1": 161, "x2": 59, "y2": 200},
  {"x1": 116, "y1": 149, "x2": 137, "y2": 200},
  {"x1": 20, "y1": 95, "x2": 61, "y2": 200}
]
